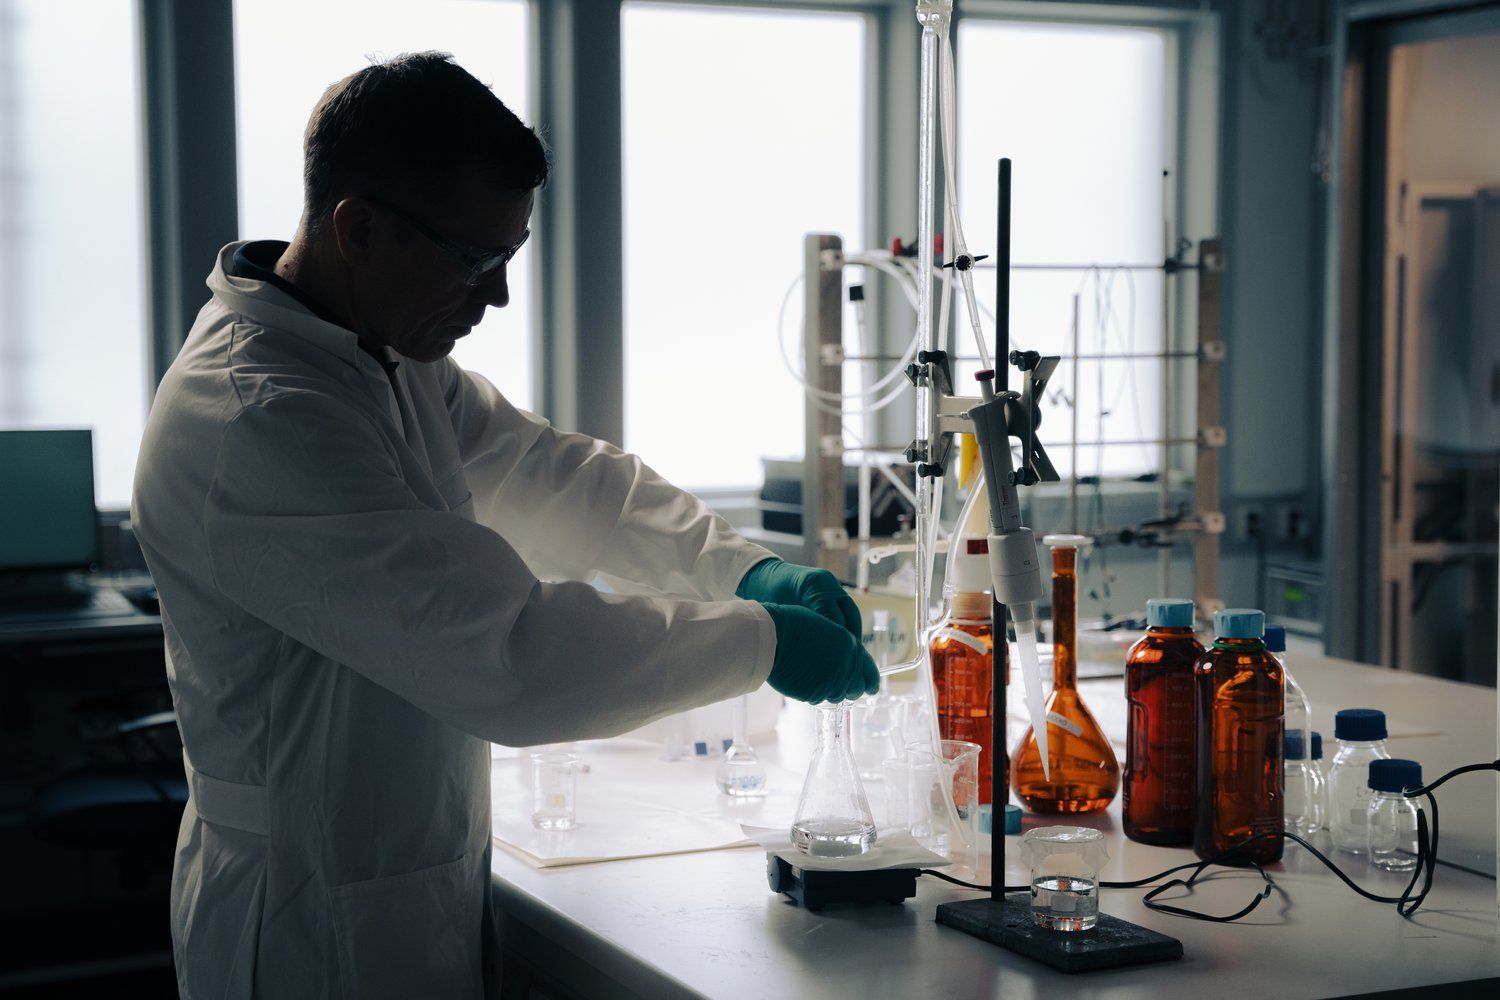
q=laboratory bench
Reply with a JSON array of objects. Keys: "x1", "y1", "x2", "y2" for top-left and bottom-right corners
[{"x1": 489, "y1": 650, "x2": 1500, "y2": 1000}]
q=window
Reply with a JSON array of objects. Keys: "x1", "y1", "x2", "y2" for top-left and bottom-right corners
[
  {"x1": 232, "y1": 0, "x2": 535, "y2": 409},
  {"x1": 0, "y1": 0, "x2": 147, "y2": 509},
  {"x1": 956, "y1": 19, "x2": 1168, "y2": 479},
  {"x1": 622, "y1": 3, "x2": 866, "y2": 491}
]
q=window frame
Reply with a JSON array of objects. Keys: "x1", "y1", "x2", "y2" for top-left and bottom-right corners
[{"x1": 140, "y1": 0, "x2": 1218, "y2": 515}]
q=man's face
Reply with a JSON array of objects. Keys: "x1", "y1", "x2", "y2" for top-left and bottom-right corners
[{"x1": 340, "y1": 174, "x2": 534, "y2": 363}]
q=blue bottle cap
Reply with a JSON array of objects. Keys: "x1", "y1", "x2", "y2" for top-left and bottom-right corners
[
  {"x1": 1213, "y1": 608, "x2": 1265, "y2": 640},
  {"x1": 1335, "y1": 708, "x2": 1387, "y2": 742},
  {"x1": 978, "y1": 803, "x2": 1024, "y2": 835},
  {"x1": 1147, "y1": 599, "x2": 1195, "y2": 629},
  {"x1": 1264, "y1": 624, "x2": 1287, "y2": 652},
  {"x1": 1284, "y1": 730, "x2": 1306, "y2": 760},
  {"x1": 1368, "y1": 758, "x2": 1421, "y2": 793},
  {"x1": 1310, "y1": 731, "x2": 1323, "y2": 760}
]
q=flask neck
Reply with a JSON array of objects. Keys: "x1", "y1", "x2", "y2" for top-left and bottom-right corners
[
  {"x1": 1051, "y1": 548, "x2": 1076, "y2": 690},
  {"x1": 814, "y1": 704, "x2": 852, "y2": 753}
]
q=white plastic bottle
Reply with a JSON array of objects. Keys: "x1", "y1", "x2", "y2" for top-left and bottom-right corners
[
  {"x1": 1366, "y1": 758, "x2": 1422, "y2": 871},
  {"x1": 1327, "y1": 709, "x2": 1392, "y2": 854}
]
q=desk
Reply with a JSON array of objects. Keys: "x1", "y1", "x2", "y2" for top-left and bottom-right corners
[{"x1": 490, "y1": 650, "x2": 1500, "y2": 999}]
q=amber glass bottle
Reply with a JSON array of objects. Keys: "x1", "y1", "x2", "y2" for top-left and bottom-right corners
[
  {"x1": 1011, "y1": 536, "x2": 1119, "y2": 813},
  {"x1": 1124, "y1": 599, "x2": 1205, "y2": 845},
  {"x1": 1194, "y1": 608, "x2": 1284, "y2": 864},
  {"x1": 932, "y1": 537, "x2": 995, "y2": 804}
]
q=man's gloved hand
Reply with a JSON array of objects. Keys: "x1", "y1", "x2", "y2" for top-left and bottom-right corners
[
  {"x1": 759, "y1": 603, "x2": 880, "y2": 704},
  {"x1": 736, "y1": 558, "x2": 861, "y2": 642}
]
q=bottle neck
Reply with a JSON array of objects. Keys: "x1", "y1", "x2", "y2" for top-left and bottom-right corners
[
  {"x1": 1212, "y1": 636, "x2": 1266, "y2": 653},
  {"x1": 950, "y1": 591, "x2": 991, "y2": 621},
  {"x1": 1336, "y1": 739, "x2": 1387, "y2": 751},
  {"x1": 1051, "y1": 547, "x2": 1076, "y2": 690},
  {"x1": 1147, "y1": 626, "x2": 1195, "y2": 638}
]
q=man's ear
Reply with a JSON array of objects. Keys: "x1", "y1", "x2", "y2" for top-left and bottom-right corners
[{"x1": 330, "y1": 197, "x2": 378, "y2": 266}]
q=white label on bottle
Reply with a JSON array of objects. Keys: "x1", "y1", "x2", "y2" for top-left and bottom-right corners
[
  {"x1": 932, "y1": 627, "x2": 989, "y2": 656},
  {"x1": 1047, "y1": 711, "x2": 1084, "y2": 737}
]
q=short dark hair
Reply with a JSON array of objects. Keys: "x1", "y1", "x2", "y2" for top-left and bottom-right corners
[{"x1": 301, "y1": 51, "x2": 548, "y2": 233}]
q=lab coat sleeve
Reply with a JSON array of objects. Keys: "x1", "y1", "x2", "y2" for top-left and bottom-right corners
[
  {"x1": 442, "y1": 365, "x2": 777, "y2": 600},
  {"x1": 201, "y1": 391, "x2": 774, "y2": 746}
]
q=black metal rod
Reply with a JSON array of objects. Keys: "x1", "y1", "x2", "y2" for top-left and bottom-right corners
[{"x1": 991, "y1": 158, "x2": 1011, "y2": 902}]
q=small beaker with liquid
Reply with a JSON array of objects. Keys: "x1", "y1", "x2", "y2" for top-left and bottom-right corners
[
  {"x1": 1020, "y1": 826, "x2": 1108, "y2": 931},
  {"x1": 531, "y1": 751, "x2": 579, "y2": 831}
]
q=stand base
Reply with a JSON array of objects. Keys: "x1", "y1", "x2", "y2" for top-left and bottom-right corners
[
  {"x1": 766, "y1": 855, "x2": 918, "y2": 912},
  {"x1": 935, "y1": 894, "x2": 1183, "y2": 973}
]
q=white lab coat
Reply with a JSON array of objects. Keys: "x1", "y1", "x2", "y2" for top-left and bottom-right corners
[{"x1": 132, "y1": 243, "x2": 777, "y2": 999}]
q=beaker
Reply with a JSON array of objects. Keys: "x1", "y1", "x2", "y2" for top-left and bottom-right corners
[
  {"x1": 882, "y1": 756, "x2": 911, "y2": 829},
  {"x1": 791, "y1": 703, "x2": 877, "y2": 858},
  {"x1": 1020, "y1": 826, "x2": 1108, "y2": 931},
  {"x1": 907, "y1": 739, "x2": 981, "y2": 880},
  {"x1": 531, "y1": 751, "x2": 579, "y2": 831}
]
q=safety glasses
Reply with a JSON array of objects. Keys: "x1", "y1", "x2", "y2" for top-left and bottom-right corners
[{"x1": 364, "y1": 195, "x2": 529, "y2": 287}]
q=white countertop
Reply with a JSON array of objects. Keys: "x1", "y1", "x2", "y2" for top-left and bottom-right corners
[{"x1": 490, "y1": 649, "x2": 1500, "y2": 999}]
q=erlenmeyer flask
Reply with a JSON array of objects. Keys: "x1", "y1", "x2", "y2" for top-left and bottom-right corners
[
  {"x1": 1011, "y1": 535, "x2": 1120, "y2": 813},
  {"x1": 791, "y1": 703, "x2": 877, "y2": 857}
]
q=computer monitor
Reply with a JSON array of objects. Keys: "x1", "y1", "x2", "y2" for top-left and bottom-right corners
[{"x1": 0, "y1": 429, "x2": 99, "y2": 572}]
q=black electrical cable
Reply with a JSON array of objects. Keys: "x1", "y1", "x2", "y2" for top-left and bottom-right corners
[{"x1": 919, "y1": 759, "x2": 1500, "y2": 925}]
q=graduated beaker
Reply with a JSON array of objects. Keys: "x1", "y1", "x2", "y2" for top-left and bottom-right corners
[
  {"x1": 1020, "y1": 826, "x2": 1108, "y2": 931},
  {"x1": 907, "y1": 739, "x2": 981, "y2": 880}
]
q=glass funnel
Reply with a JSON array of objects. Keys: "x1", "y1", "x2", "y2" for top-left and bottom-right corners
[
  {"x1": 1011, "y1": 535, "x2": 1120, "y2": 813},
  {"x1": 791, "y1": 703, "x2": 877, "y2": 857}
]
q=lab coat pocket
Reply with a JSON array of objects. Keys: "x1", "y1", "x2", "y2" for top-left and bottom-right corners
[{"x1": 329, "y1": 855, "x2": 476, "y2": 1000}]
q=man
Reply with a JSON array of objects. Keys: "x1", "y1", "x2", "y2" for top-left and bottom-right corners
[{"x1": 133, "y1": 52, "x2": 877, "y2": 998}]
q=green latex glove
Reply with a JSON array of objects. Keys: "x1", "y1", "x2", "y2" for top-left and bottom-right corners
[
  {"x1": 759, "y1": 603, "x2": 880, "y2": 704},
  {"x1": 736, "y1": 558, "x2": 861, "y2": 642}
]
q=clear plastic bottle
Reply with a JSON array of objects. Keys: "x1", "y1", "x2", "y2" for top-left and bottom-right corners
[
  {"x1": 1327, "y1": 708, "x2": 1392, "y2": 854},
  {"x1": 931, "y1": 536, "x2": 996, "y2": 803},
  {"x1": 1309, "y1": 731, "x2": 1329, "y2": 830},
  {"x1": 1282, "y1": 730, "x2": 1322, "y2": 837},
  {"x1": 1366, "y1": 758, "x2": 1422, "y2": 871},
  {"x1": 1123, "y1": 598, "x2": 1205, "y2": 845},
  {"x1": 1193, "y1": 608, "x2": 1284, "y2": 865},
  {"x1": 1264, "y1": 625, "x2": 1311, "y2": 751}
]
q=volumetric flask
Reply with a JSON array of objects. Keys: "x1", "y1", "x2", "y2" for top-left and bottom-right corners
[
  {"x1": 907, "y1": 740, "x2": 981, "y2": 880},
  {"x1": 1020, "y1": 826, "x2": 1108, "y2": 931},
  {"x1": 531, "y1": 751, "x2": 579, "y2": 831},
  {"x1": 791, "y1": 704, "x2": 877, "y2": 858}
]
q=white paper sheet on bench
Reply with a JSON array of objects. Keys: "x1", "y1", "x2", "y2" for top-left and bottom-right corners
[{"x1": 491, "y1": 738, "x2": 804, "y2": 869}]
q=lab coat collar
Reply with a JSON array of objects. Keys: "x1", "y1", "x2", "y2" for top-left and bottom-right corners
[{"x1": 207, "y1": 241, "x2": 372, "y2": 374}]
